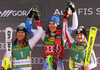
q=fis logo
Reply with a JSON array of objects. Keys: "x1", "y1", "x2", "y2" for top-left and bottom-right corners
[{"x1": 0, "y1": 10, "x2": 28, "y2": 17}]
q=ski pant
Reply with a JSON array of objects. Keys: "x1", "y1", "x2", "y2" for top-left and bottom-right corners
[{"x1": 42, "y1": 59, "x2": 64, "y2": 70}]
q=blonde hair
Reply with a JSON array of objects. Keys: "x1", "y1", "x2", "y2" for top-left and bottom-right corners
[
  {"x1": 79, "y1": 26, "x2": 85, "y2": 29},
  {"x1": 84, "y1": 36, "x2": 88, "y2": 45}
]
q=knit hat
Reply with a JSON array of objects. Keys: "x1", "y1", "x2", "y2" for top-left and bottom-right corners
[
  {"x1": 48, "y1": 15, "x2": 60, "y2": 25},
  {"x1": 76, "y1": 27, "x2": 87, "y2": 37},
  {"x1": 17, "y1": 23, "x2": 27, "y2": 33}
]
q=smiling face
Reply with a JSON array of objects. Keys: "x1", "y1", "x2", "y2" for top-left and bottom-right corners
[
  {"x1": 75, "y1": 33, "x2": 86, "y2": 43},
  {"x1": 48, "y1": 21, "x2": 57, "y2": 33},
  {"x1": 17, "y1": 31, "x2": 26, "y2": 40}
]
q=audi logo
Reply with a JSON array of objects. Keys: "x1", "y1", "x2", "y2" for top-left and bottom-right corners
[
  {"x1": 31, "y1": 57, "x2": 44, "y2": 64},
  {"x1": 0, "y1": 43, "x2": 100, "y2": 50},
  {"x1": 1, "y1": 57, "x2": 100, "y2": 64}
]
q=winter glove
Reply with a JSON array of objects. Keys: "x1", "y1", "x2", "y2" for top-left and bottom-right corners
[
  {"x1": 63, "y1": 1, "x2": 71, "y2": 19},
  {"x1": 28, "y1": 8, "x2": 34, "y2": 18},
  {"x1": 69, "y1": 1, "x2": 76, "y2": 13},
  {"x1": 33, "y1": 11, "x2": 40, "y2": 21},
  {"x1": 28, "y1": 5, "x2": 38, "y2": 18}
]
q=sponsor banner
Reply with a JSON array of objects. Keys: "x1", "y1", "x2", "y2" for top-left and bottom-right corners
[
  {"x1": 0, "y1": 4, "x2": 47, "y2": 22},
  {"x1": 53, "y1": 8, "x2": 100, "y2": 16},
  {"x1": 0, "y1": 43, "x2": 100, "y2": 50},
  {"x1": 0, "y1": 1, "x2": 100, "y2": 70},
  {"x1": 0, "y1": 57, "x2": 100, "y2": 64}
]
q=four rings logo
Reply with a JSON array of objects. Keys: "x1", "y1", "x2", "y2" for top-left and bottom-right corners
[
  {"x1": 0, "y1": 10, "x2": 28, "y2": 17},
  {"x1": 1, "y1": 57, "x2": 100, "y2": 64}
]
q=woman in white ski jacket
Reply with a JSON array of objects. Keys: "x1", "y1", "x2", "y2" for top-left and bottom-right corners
[{"x1": 1, "y1": 6, "x2": 43, "y2": 70}]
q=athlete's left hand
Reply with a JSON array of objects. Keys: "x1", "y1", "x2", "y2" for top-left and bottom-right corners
[
  {"x1": 69, "y1": 1, "x2": 76, "y2": 13},
  {"x1": 33, "y1": 11, "x2": 40, "y2": 21},
  {"x1": 28, "y1": 5, "x2": 39, "y2": 19}
]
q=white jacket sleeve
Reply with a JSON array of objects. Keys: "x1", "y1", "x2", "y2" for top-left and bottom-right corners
[
  {"x1": 88, "y1": 49, "x2": 97, "y2": 69},
  {"x1": 63, "y1": 18, "x2": 75, "y2": 47},
  {"x1": 62, "y1": 12, "x2": 78, "y2": 46},
  {"x1": 31, "y1": 28, "x2": 45, "y2": 41},
  {"x1": 71, "y1": 12, "x2": 78, "y2": 30},
  {"x1": 29, "y1": 21, "x2": 43, "y2": 49}
]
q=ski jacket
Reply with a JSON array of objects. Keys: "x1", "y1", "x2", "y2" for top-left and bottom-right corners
[
  {"x1": 63, "y1": 12, "x2": 97, "y2": 70},
  {"x1": 31, "y1": 12, "x2": 78, "y2": 60},
  {"x1": 1, "y1": 19, "x2": 43, "y2": 70}
]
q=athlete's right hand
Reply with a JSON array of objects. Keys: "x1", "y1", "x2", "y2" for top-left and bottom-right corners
[{"x1": 28, "y1": 8, "x2": 34, "y2": 18}]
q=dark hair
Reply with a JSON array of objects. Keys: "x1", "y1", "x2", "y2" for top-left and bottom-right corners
[
  {"x1": 13, "y1": 38, "x2": 17, "y2": 45},
  {"x1": 45, "y1": 27, "x2": 51, "y2": 35},
  {"x1": 13, "y1": 37, "x2": 28, "y2": 47}
]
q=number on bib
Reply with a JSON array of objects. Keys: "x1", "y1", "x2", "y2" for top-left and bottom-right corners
[
  {"x1": 74, "y1": 54, "x2": 78, "y2": 60},
  {"x1": 20, "y1": 52, "x2": 23, "y2": 57}
]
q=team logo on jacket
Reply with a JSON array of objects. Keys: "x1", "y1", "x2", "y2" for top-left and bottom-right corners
[
  {"x1": 48, "y1": 37, "x2": 55, "y2": 41},
  {"x1": 76, "y1": 45, "x2": 84, "y2": 49}
]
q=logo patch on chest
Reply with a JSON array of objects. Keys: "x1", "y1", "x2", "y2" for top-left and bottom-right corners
[
  {"x1": 48, "y1": 37, "x2": 55, "y2": 41},
  {"x1": 76, "y1": 45, "x2": 84, "y2": 49}
]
